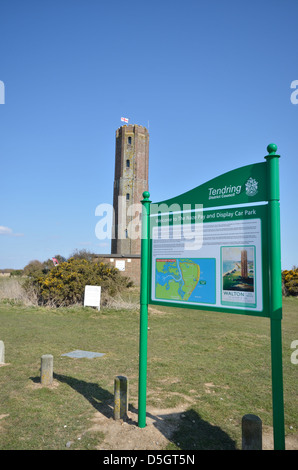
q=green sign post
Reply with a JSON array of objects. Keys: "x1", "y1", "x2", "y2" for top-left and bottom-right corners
[
  {"x1": 265, "y1": 144, "x2": 285, "y2": 450},
  {"x1": 138, "y1": 144, "x2": 285, "y2": 450}
]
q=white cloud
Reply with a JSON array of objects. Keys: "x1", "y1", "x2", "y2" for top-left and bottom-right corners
[
  {"x1": 0, "y1": 226, "x2": 12, "y2": 235},
  {"x1": 0, "y1": 226, "x2": 24, "y2": 237}
]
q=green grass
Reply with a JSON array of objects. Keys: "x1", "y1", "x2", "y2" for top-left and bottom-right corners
[{"x1": 0, "y1": 294, "x2": 297, "y2": 450}]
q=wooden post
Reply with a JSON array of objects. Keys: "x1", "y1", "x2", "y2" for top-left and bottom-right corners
[
  {"x1": 114, "y1": 376, "x2": 128, "y2": 420},
  {"x1": 40, "y1": 354, "x2": 53, "y2": 386},
  {"x1": 242, "y1": 414, "x2": 262, "y2": 450}
]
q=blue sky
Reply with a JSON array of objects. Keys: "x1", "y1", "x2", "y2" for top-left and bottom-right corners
[{"x1": 0, "y1": 0, "x2": 297, "y2": 270}]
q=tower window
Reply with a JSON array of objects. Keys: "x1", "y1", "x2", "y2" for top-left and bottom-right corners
[
  {"x1": 126, "y1": 193, "x2": 130, "y2": 201},
  {"x1": 128, "y1": 136, "x2": 132, "y2": 145},
  {"x1": 125, "y1": 229, "x2": 128, "y2": 239},
  {"x1": 126, "y1": 159, "x2": 130, "y2": 168}
]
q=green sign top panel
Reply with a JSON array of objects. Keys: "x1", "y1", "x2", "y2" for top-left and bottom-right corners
[{"x1": 155, "y1": 162, "x2": 267, "y2": 208}]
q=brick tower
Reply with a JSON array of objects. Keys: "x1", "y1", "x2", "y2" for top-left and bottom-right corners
[{"x1": 111, "y1": 124, "x2": 149, "y2": 255}]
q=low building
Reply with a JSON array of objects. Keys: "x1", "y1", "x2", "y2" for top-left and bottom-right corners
[{"x1": 97, "y1": 254, "x2": 141, "y2": 286}]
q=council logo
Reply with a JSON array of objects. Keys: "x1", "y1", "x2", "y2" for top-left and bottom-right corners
[{"x1": 245, "y1": 177, "x2": 258, "y2": 197}]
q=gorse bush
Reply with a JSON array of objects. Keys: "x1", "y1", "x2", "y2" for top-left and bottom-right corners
[
  {"x1": 24, "y1": 256, "x2": 132, "y2": 307},
  {"x1": 282, "y1": 267, "x2": 298, "y2": 297}
]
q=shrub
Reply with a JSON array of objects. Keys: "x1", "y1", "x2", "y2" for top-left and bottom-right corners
[
  {"x1": 23, "y1": 256, "x2": 67, "y2": 277},
  {"x1": 68, "y1": 249, "x2": 96, "y2": 262},
  {"x1": 282, "y1": 267, "x2": 298, "y2": 296},
  {"x1": 24, "y1": 257, "x2": 132, "y2": 307},
  {"x1": 10, "y1": 270, "x2": 24, "y2": 277},
  {"x1": 23, "y1": 260, "x2": 44, "y2": 277}
]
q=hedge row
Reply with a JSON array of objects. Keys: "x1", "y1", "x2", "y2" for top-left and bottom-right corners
[{"x1": 23, "y1": 253, "x2": 132, "y2": 307}]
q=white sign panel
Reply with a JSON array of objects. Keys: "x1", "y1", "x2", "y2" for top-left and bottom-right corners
[
  {"x1": 84, "y1": 285, "x2": 101, "y2": 310},
  {"x1": 115, "y1": 260, "x2": 126, "y2": 271},
  {"x1": 151, "y1": 215, "x2": 263, "y2": 312}
]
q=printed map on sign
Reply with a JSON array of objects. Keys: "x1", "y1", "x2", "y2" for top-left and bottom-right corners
[{"x1": 155, "y1": 258, "x2": 216, "y2": 304}]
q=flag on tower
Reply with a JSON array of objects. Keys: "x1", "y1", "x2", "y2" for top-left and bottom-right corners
[
  {"x1": 121, "y1": 117, "x2": 129, "y2": 123},
  {"x1": 52, "y1": 257, "x2": 59, "y2": 266}
]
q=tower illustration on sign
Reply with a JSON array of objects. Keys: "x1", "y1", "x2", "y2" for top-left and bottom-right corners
[
  {"x1": 241, "y1": 249, "x2": 248, "y2": 279},
  {"x1": 111, "y1": 125, "x2": 149, "y2": 255}
]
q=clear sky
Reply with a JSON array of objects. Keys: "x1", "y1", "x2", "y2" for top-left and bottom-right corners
[{"x1": 0, "y1": 0, "x2": 297, "y2": 270}]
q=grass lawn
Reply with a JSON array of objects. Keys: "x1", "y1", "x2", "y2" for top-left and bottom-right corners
[{"x1": 0, "y1": 293, "x2": 297, "y2": 450}]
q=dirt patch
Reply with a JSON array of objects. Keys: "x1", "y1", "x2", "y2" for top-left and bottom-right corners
[
  {"x1": 262, "y1": 426, "x2": 298, "y2": 450},
  {"x1": 204, "y1": 382, "x2": 215, "y2": 394},
  {"x1": 27, "y1": 379, "x2": 60, "y2": 390},
  {"x1": 0, "y1": 414, "x2": 9, "y2": 434},
  {"x1": 85, "y1": 403, "x2": 298, "y2": 450},
  {"x1": 87, "y1": 402, "x2": 190, "y2": 451},
  {"x1": 148, "y1": 307, "x2": 168, "y2": 315}
]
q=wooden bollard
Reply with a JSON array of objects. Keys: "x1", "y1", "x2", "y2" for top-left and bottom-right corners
[
  {"x1": 40, "y1": 354, "x2": 53, "y2": 386},
  {"x1": 242, "y1": 414, "x2": 262, "y2": 450},
  {"x1": 0, "y1": 340, "x2": 4, "y2": 364},
  {"x1": 114, "y1": 375, "x2": 128, "y2": 420}
]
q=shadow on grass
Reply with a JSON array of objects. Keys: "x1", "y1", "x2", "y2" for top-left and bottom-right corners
[
  {"x1": 158, "y1": 409, "x2": 237, "y2": 450},
  {"x1": 31, "y1": 373, "x2": 236, "y2": 450},
  {"x1": 129, "y1": 404, "x2": 237, "y2": 450},
  {"x1": 53, "y1": 373, "x2": 115, "y2": 418}
]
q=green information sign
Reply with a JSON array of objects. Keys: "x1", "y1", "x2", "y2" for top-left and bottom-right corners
[
  {"x1": 138, "y1": 144, "x2": 285, "y2": 450},
  {"x1": 148, "y1": 159, "x2": 271, "y2": 317},
  {"x1": 150, "y1": 205, "x2": 268, "y2": 317}
]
